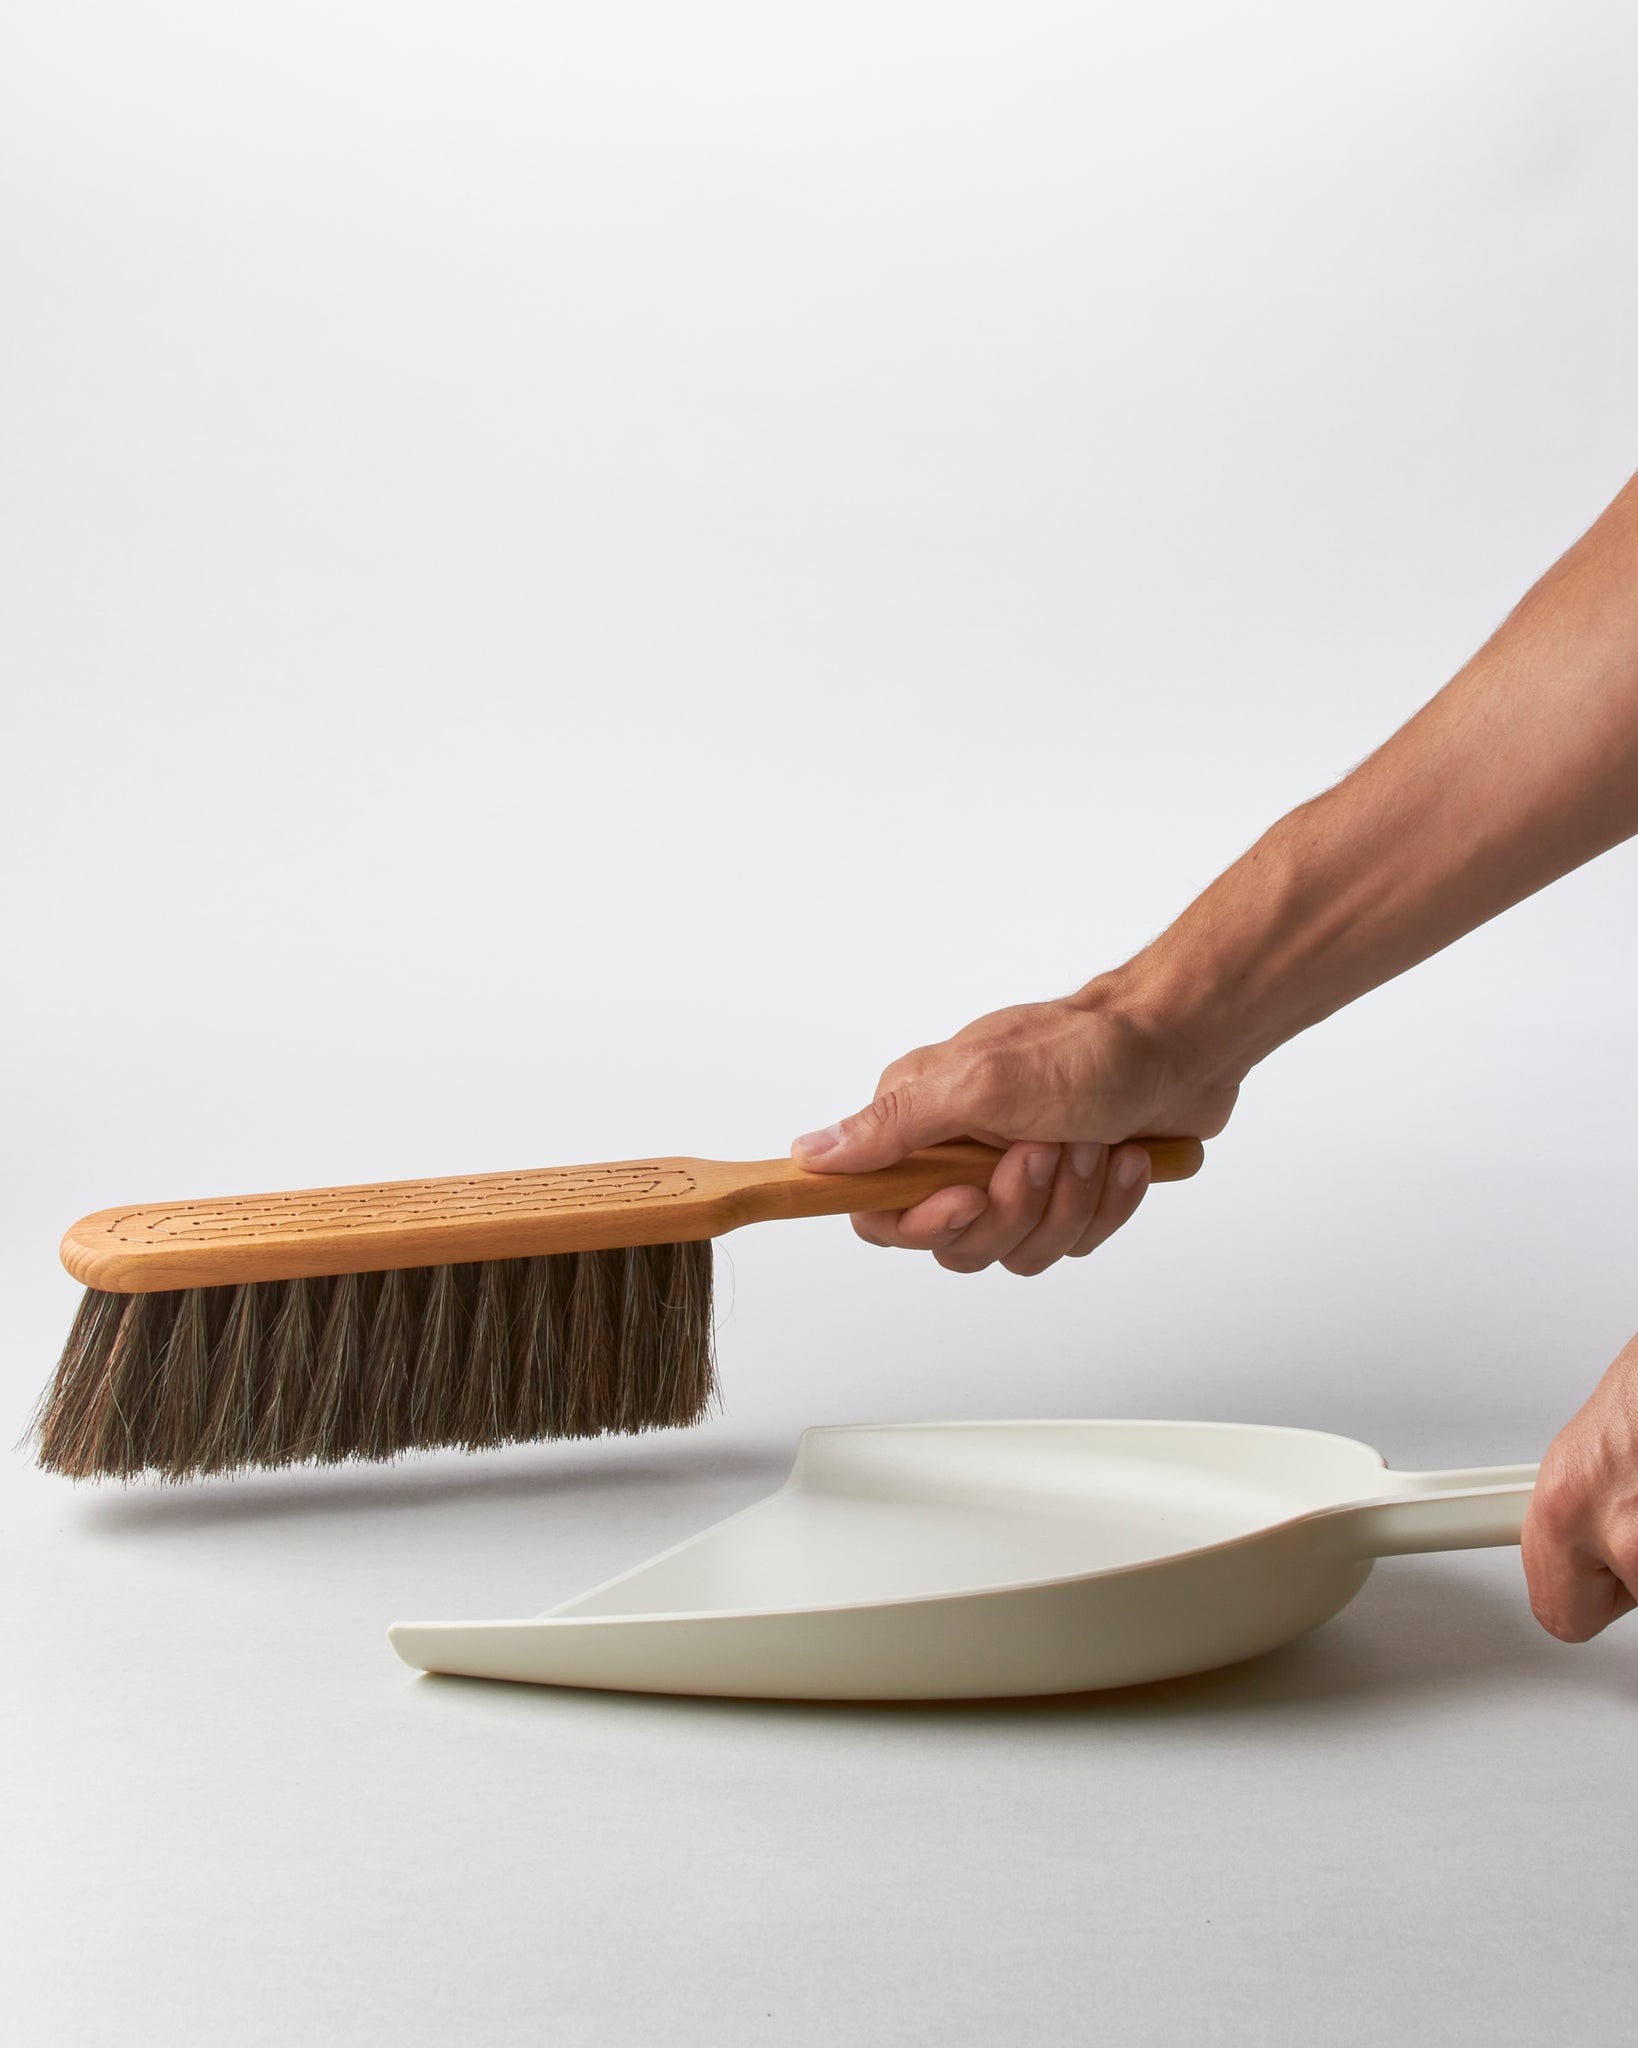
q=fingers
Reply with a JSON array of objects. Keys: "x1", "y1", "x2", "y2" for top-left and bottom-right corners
[
  {"x1": 1064, "y1": 1143, "x2": 1151, "y2": 1258},
  {"x1": 1522, "y1": 1521, "x2": 1637, "y2": 1644},
  {"x1": 851, "y1": 1183, "x2": 990, "y2": 1253},
  {"x1": 932, "y1": 1143, "x2": 1062, "y2": 1274},
  {"x1": 849, "y1": 1141, "x2": 1152, "y2": 1275},
  {"x1": 793, "y1": 1073, "x2": 966, "y2": 1175},
  {"x1": 792, "y1": 1008, "x2": 1035, "y2": 1174},
  {"x1": 1523, "y1": 1355, "x2": 1638, "y2": 1642},
  {"x1": 795, "y1": 991, "x2": 1184, "y2": 1267},
  {"x1": 1523, "y1": 1447, "x2": 1638, "y2": 1644},
  {"x1": 994, "y1": 1142, "x2": 1111, "y2": 1276}
]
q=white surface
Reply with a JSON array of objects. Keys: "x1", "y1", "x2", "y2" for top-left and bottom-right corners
[
  {"x1": 388, "y1": 1422, "x2": 1535, "y2": 1698},
  {"x1": 7, "y1": 1436, "x2": 1637, "y2": 2046},
  {"x1": 6, "y1": 0, "x2": 1638, "y2": 2040}
]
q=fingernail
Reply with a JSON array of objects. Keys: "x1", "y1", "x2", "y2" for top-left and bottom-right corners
[
  {"x1": 795, "y1": 1124, "x2": 842, "y2": 1160},
  {"x1": 946, "y1": 1200, "x2": 985, "y2": 1232},
  {"x1": 1070, "y1": 1143, "x2": 1101, "y2": 1180},
  {"x1": 1115, "y1": 1149, "x2": 1150, "y2": 1191},
  {"x1": 1025, "y1": 1148, "x2": 1057, "y2": 1190}
]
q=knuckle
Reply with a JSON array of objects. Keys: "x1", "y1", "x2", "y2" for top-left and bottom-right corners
[
  {"x1": 846, "y1": 1085, "x2": 923, "y2": 1150},
  {"x1": 1527, "y1": 1466, "x2": 1587, "y2": 1547},
  {"x1": 1529, "y1": 1599, "x2": 1589, "y2": 1644},
  {"x1": 874, "y1": 1047, "x2": 933, "y2": 1099},
  {"x1": 1002, "y1": 1253, "x2": 1055, "y2": 1278},
  {"x1": 857, "y1": 1089, "x2": 907, "y2": 1135},
  {"x1": 1604, "y1": 1523, "x2": 1638, "y2": 1585},
  {"x1": 953, "y1": 1046, "x2": 1010, "y2": 1116},
  {"x1": 899, "y1": 1221, "x2": 950, "y2": 1253}
]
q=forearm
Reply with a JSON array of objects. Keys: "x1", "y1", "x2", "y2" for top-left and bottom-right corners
[{"x1": 1101, "y1": 469, "x2": 1638, "y2": 1087}]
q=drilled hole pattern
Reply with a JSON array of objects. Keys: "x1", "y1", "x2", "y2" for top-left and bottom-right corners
[{"x1": 98, "y1": 1164, "x2": 699, "y2": 1246}]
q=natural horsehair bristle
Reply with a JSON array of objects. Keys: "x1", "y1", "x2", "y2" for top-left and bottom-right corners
[{"x1": 30, "y1": 1243, "x2": 717, "y2": 1482}]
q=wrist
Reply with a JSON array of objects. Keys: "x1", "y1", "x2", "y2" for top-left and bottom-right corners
[
  {"x1": 1071, "y1": 826, "x2": 1319, "y2": 1099},
  {"x1": 1062, "y1": 956, "x2": 1249, "y2": 1143},
  {"x1": 1076, "y1": 909, "x2": 1288, "y2": 1090}
]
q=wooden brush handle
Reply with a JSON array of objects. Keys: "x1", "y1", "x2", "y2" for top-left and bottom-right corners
[
  {"x1": 715, "y1": 1137, "x2": 1205, "y2": 1227},
  {"x1": 62, "y1": 1137, "x2": 1205, "y2": 1292}
]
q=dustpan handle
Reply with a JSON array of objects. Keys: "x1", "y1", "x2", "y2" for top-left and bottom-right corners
[{"x1": 1327, "y1": 1465, "x2": 1538, "y2": 1558}]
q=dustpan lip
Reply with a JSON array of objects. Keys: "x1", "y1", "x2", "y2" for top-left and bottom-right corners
[
  {"x1": 393, "y1": 1415, "x2": 1405, "y2": 1636},
  {"x1": 412, "y1": 1509, "x2": 1353, "y2": 1631}
]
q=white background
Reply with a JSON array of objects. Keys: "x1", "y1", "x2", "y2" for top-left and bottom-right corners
[{"x1": 6, "y1": 3, "x2": 1638, "y2": 2041}]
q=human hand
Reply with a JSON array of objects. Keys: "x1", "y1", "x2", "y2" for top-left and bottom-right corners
[
  {"x1": 790, "y1": 980, "x2": 1238, "y2": 1275},
  {"x1": 1522, "y1": 1330, "x2": 1638, "y2": 1640}
]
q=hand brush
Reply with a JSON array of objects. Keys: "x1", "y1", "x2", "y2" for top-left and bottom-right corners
[{"x1": 33, "y1": 1137, "x2": 1204, "y2": 1482}]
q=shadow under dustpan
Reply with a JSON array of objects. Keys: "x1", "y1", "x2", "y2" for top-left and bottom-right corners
[{"x1": 388, "y1": 1418, "x2": 1537, "y2": 1703}]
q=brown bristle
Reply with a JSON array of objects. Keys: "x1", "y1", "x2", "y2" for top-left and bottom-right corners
[
  {"x1": 303, "y1": 1272, "x2": 366, "y2": 1460},
  {"x1": 200, "y1": 1283, "x2": 263, "y2": 1474},
  {"x1": 34, "y1": 1288, "x2": 126, "y2": 1474},
  {"x1": 452, "y1": 1260, "x2": 516, "y2": 1451},
  {"x1": 509, "y1": 1255, "x2": 564, "y2": 1441},
  {"x1": 356, "y1": 1268, "x2": 414, "y2": 1459},
  {"x1": 656, "y1": 1238, "x2": 716, "y2": 1425},
  {"x1": 152, "y1": 1285, "x2": 216, "y2": 1462},
  {"x1": 563, "y1": 1249, "x2": 618, "y2": 1436},
  {"x1": 411, "y1": 1264, "x2": 469, "y2": 1441},
  {"x1": 91, "y1": 1292, "x2": 179, "y2": 1478},
  {"x1": 31, "y1": 1243, "x2": 718, "y2": 1482},
  {"x1": 253, "y1": 1278, "x2": 324, "y2": 1464}
]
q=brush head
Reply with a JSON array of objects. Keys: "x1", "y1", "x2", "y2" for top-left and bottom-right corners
[
  {"x1": 36, "y1": 1137, "x2": 1203, "y2": 1482},
  {"x1": 53, "y1": 1141, "x2": 1063, "y2": 1291},
  {"x1": 31, "y1": 1243, "x2": 716, "y2": 1481}
]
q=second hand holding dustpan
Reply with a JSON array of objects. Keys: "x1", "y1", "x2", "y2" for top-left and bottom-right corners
[{"x1": 388, "y1": 1418, "x2": 1537, "y2": 1701}]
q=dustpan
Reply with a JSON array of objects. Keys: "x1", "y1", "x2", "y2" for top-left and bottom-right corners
[{"x1": 388, "y1": 1420, "x2": 1536, "y2": 1701}]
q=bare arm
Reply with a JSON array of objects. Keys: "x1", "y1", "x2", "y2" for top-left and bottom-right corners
[
  {"x1": 1120, "y1": 467, "x2": 1638, "y2": 1087},
  {"x1": 793, "y1": 466, "x2": 1638, "y2": 1641}
]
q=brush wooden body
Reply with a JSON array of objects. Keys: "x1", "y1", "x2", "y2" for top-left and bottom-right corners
[
  {"x1": 38, "y1": 1137, "x2": 1205, "y2": 1481},
  {"x1": 61, "y1": 1138, "x2": 1205, "y2": 1294}
]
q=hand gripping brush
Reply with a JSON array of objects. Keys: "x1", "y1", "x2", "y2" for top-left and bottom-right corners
[{"x1": 32, "y1": 1137, "x2": 1204, "y2": 1481}]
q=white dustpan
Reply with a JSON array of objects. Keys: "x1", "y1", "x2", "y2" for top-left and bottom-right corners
[{"x1": 388, "y1": 1420, "x2": 1537, "y2": 1701}]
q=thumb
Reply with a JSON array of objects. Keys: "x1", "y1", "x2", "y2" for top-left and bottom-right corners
[{"x1": 792, "y1": 1082, "x2": 965, "y2": 1174}]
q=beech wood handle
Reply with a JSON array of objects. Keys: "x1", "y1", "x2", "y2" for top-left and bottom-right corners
[
  {"x1": 727, "y1": 1137, "x2": 1205, "y2": 1227},
  {"x1": 62, "y1": 1137, "x2": 1206, "y2": 1291}
]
